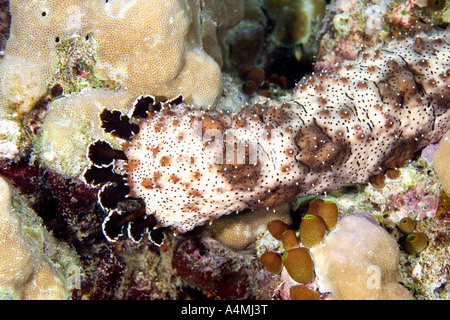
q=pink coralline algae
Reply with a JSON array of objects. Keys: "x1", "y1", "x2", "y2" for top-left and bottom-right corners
[
  {"x1": 388, "y1": 185, "x2": 440, "y2": 220},
  {"x1": 85, "y1": 27, "x2": 450, "y2": 237}
]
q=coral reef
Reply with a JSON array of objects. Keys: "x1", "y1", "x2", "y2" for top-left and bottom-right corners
[
  {"x1": 0, "y1": 0, "x2": 448, "y2": 301},
  {"x1": 254, "y1": 147, "x2": 450, "y2": 300},
  {"x1": 305, "y1": 152, "x2": 449, "y2": 299},
  {"x1": 172, "y1": 235, "x2": 277, "y2": 299},
  {"x1": 258, "y1": 200, "x2": 414, "y2": 299},
  {"x1": 314, "y1": 0, "x2": 450, "y2": 72},
  {"x1": 399, "y1": 213, "x2": 450, "y2": 299}
]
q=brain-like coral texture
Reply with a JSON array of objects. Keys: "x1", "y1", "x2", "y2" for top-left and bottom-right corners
[{"x1": 106, "y1": 27, "x2": 450, "y2": 233}]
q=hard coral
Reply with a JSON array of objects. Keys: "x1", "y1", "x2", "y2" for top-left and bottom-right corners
[
  {"x1": 92, "y1": 0, "x2": 223, "y2": 107},
  {"x1": 0, "y1": 175, "x2": 69, "y2": 300},
  {"x1": 433, "y1": 129, "x2": 450, "y2": 196},
  {"x1": 0, "y1": 160, "x2": 130, "y2": 300},
  {"x1": 263, "y1": 0, "x2": 326, "y2": 46},
  {"x1": 209, "y1": 203, "x2": 292, "y2": 252},
  {"x1": 311, "y1": 214, "x2": 414, "y2": 300},
  {"x1": 0, "y1": 0, "x2": 92, "y2": 117},
  {"x1": 0, "y1": 0, "x2": 227, "y2": 119}
]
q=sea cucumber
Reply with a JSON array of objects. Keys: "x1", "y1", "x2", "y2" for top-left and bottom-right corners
[{"x1": 85, "y1": 27, "x2": 450, "y2": 237}]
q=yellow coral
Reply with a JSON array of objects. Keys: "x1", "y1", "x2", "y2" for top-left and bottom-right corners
[
  {"x1": 433, "y1": 129, "x2": 450, "y2": 196},
  {"x1": 0, "y1": 176, "x2": 68, "y2": 300},
  {"x1": 210, "y1": 203, "x2": 291, "y2": 252},
  {"x1": 0, "y1": 177, "x2": 34, "y2": 299},
  {"x1": 92, "y1": 0, "x2": 221, "y2": 106},
  {"x1": 0, "y1": 0, "x2": 231, "y2": 118},
  {"x1": 0, "y1": 0, "x2": 93, "y2": 117},
  {"x1": 32, "y1": 88, "x2": 136, "y2": 178},
  {"x1": 22, "y1": 261, "x2": 67, "y2": 300},
  {"x1": 311, "y1": 214, "x2": 414, "y2": 300},
  {"x1": 263, "y1": 0, "x2": 326, "y2": 46}
]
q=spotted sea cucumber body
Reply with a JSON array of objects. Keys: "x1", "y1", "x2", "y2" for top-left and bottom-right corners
[{"x1": 120, "y1": 28, "x2": 450, "y2": 233}]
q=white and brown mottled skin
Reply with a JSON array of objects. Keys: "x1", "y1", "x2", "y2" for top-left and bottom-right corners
[{"x1": 119, "y1": 27, "x2": 450, "y2": 233}]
